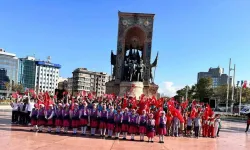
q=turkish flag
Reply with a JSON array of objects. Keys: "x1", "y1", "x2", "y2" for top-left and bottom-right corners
[
  {"x1": 88, "y1": 93, "x2": 93, "y2": 99},
  {"x1": 82, "y1": 90, "x2": 86, "y2": 97},
  {"x1": 243, "y1": 80, "x2": 248, "y2": 88}
]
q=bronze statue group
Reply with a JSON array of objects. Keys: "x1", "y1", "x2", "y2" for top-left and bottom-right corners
[{"x1": 11, "y1": 92, "x2": 222, "y2": 143}]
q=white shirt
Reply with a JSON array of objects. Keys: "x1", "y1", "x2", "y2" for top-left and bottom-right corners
[
  {"x1": 173, "y1": 117, "x2": 180, "y2": 126},
  {"x1": 187, "y1": 117, "x2": 193, "y2": 126},
  {"x1": 194, "y1": 117, "x2": 201, "y2": 127},
  {"x1": 12, "y1": 103, "x2": 18, "y2": 111},
  {"x1": 28, "y1": 102, "x2": 34, "y2": 111}
]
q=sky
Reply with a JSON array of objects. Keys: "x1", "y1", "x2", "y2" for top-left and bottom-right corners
[{"x1": 0, "y1": 0, "x2": 250, "y2": 97}]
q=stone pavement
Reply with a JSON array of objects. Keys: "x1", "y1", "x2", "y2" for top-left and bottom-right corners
[{"x1": 0, "y1": 111, "x2": 249, "y2": 150}]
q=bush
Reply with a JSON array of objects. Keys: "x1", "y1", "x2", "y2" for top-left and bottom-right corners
[{"x1": 0, "y1": 99, "x2": 11, "y2": 105}]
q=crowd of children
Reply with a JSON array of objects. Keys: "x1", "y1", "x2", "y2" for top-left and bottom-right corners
[{"x1": 10, "y1": 92, "x2": 222, "y2": 143}]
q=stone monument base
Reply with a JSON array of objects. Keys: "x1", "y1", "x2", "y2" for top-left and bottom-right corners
[
  {"x1": 119, "y1": 81, "x2": 144, "y2": 99},
  {"x1": 106, "y1": 80, "x2": 159, "y2": 100}
]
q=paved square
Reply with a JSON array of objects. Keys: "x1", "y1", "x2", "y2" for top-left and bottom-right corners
[{"x1": 0, "y1": 110, "x2": 249, "y2": 150}]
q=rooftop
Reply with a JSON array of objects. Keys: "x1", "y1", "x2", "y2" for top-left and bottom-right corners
[
  {"x1": 73, "y1": 68, "x2": 108, "y2": 76},
  {"x1": 0, "y1": 48, "x2": 17, "y2": 57}
]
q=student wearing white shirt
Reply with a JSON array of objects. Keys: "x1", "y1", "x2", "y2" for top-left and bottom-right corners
[
  {"x1": 172, "y1": 116, "x2": 180, "y2": 137},
  {"x1": 19, "y1": 101, "x2": 25, "y2": 124},
  {"x1": 194, "y1": 114, "x2": 202, "y2": 138},
  {"x1": 27, "y1": 97, "x2": 34, "y2": 125},
  {"x1": 10, "y1": 99, "x2": 19, "y2": 124},
  {"x1": 186, "y1": 114, "x2": 193, "y2": 136}
]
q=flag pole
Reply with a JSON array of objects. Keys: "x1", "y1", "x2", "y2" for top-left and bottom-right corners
[
  {"x1": 239, "y1": 84, "x2": 242, "y2": 116},
  {"x1": 231, "y1": 64, "x2": 236, "y2": 113},
  {"x1": 226, "y1": 58, "x2": 231, "y2": 113}
]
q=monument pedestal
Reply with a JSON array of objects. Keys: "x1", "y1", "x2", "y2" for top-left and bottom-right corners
[
  {"x1": 143, "y1": 83, "x2": 159, "y2": 98},
  {"x1": 105, "y1": 80, "x2": 120, "y2": 95},
  {"x1": 119, "y1": 82, "x2": 144, "y2": 99},
  {"x1": 106, "y1": 81, "x2": 159, "y2": 100}
]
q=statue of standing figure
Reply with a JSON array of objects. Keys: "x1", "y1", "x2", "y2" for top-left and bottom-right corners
[
  {"x1": 137, "y1": 59, "x2": 145, "y2": 81},
  {"x1": 124, "y1": 58, "x2": 129, "y2": 81},
  {"x1": 128, "y1": 59, "x2": 137, "y2": 81}
]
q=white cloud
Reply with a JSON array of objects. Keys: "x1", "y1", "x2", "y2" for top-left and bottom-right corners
[{"x1": 158, "y1": 81, "x2": 183, "y2": 97}]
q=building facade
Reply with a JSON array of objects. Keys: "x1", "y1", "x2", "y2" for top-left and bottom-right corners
[
  {"x1": 197, "y1": 66, "x2": 232, "y2": 88},
  {"x1": 72, "y1": 68, "x2": 111, "y2": 96},
  {"x1": 67, "y1": 77, "x2": 73, "y2": 94},
  {"x1": 0, "y1": 49, "x2": 18, "y2": 96},
  {"x1": 34, "y1": 60, "x2": 61, "y2": 95},
  {"x1": 18, "y1": 56, "x2": 36, "y2": 89},
  {"x1": 57, "y1": 77, "x2": 68, "y2": 90}
]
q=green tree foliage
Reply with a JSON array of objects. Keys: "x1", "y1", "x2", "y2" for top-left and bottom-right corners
[
  {"x1": 241, "y1": 87, "x2": 250, "y2": 103},
  {"x1": 213, "y1": 85, "x2": 228, "y2": 101},
  {"x1": 175, "y1": 85, "x2": 198, "y2": 101},
  {"x1": 12, "y1": 84, "x2": 24, "y2": 93},
  {"x1": 4, "y1": 82, "x2": 11, "y2": 91},
  {"x1": 196, "y1": 77, "x2": 214, "y2": 101},
  {"x1": 175, "y1": 78, "x2": 213, "y2": 101}
]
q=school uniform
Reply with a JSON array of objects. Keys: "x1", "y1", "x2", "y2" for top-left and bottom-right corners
[
  {"x1": 19, "y1": 103, "x2": 25, "y2": 124},
  {"x1": 214, "y1": 118, "x2": 220, "y2": 137},
  {"x1": 55, "y1": 109, "x2": 63, "y2": 127},
  {"x1": 107, "y1": 111, "x2": 115, "y2": 131},
  {"x1": 71, "y1": 108, "x2": 80, "y2": 128},
  {"x1": 79, "y1": 107, "x2": 88, "y2": 127},
  {"x1": 90, "y1": 108, "x2": 98, "y2": 128},
  {"x1": 194, "y1": 116, "x2": 201, "y2": 138},
  {"x1": 147, "y1": 119, "x2": 155, "y2": 138},
  {"x1": 46, "y1": 109, "x2": 54, "y2": 126},
  {"x1": 187, "y1": 117, "x2": 193, "y2": 131},
  {"x1": 158, "y1": 116, "x2": 167, "y2": 135},
  {"x1": 27, "y1": 102, "x2": 34, "y2": 124},
  {"x1": 90, "y1": 108, "x2": 98, "y2": 135},
  {"x1": 30, "y1": 108, "x2": 38, "y2": 126},
  {"x1": 107, "y1": 110, "x2": 115, "y2": 138},
  {"x1": 128, "y1": 114, "x2": 138, "y2": 134},
  {"x1": 114, "y1": 113, "x2": 122, "y2": 133},
  {"x1": 63, "y1": 109, "x2": 70, "y2": 127},
  {"x1": 11, "y1": 102, "x2": 19, "y2": 123},
  {"x1": 121, "y1": 112, "x2": 129, "y2": 132},
  {"x1": 138, "y1": 115, "x2": 147, "y2": 134},
  {"x1": 172, "y1": 117, "x2": 180, "y2": 137},
  {"x1": 37, "y1": 108, "x2": 46, "y2": 126},
  {"x1": 99, "y1": 110, "x2": 108, "y2": 129}
]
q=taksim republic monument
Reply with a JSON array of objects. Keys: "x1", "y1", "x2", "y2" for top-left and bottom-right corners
[{"x1": 106, "y1": 11, "x2": 159, "y2": 99}]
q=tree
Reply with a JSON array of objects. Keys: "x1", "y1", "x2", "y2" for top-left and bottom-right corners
[
  {"x1": 12, "y1": 84, "x2": 24, "y2": 93},
  {"x1": 213, "y1": 85, "x2": 228, "y2": 102},
  {"x1": 4, "y1": 82, "x2": 11, "y2": 91},
  {"x1": 241, "y1": 87, "x2": 250, "y2": 103},
  {"x1": 175, "y1": 85, "x2": 198, "y2": 101},
  {"x1": 196, "y1": 77, "x2": 214, "y2": 102}
]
